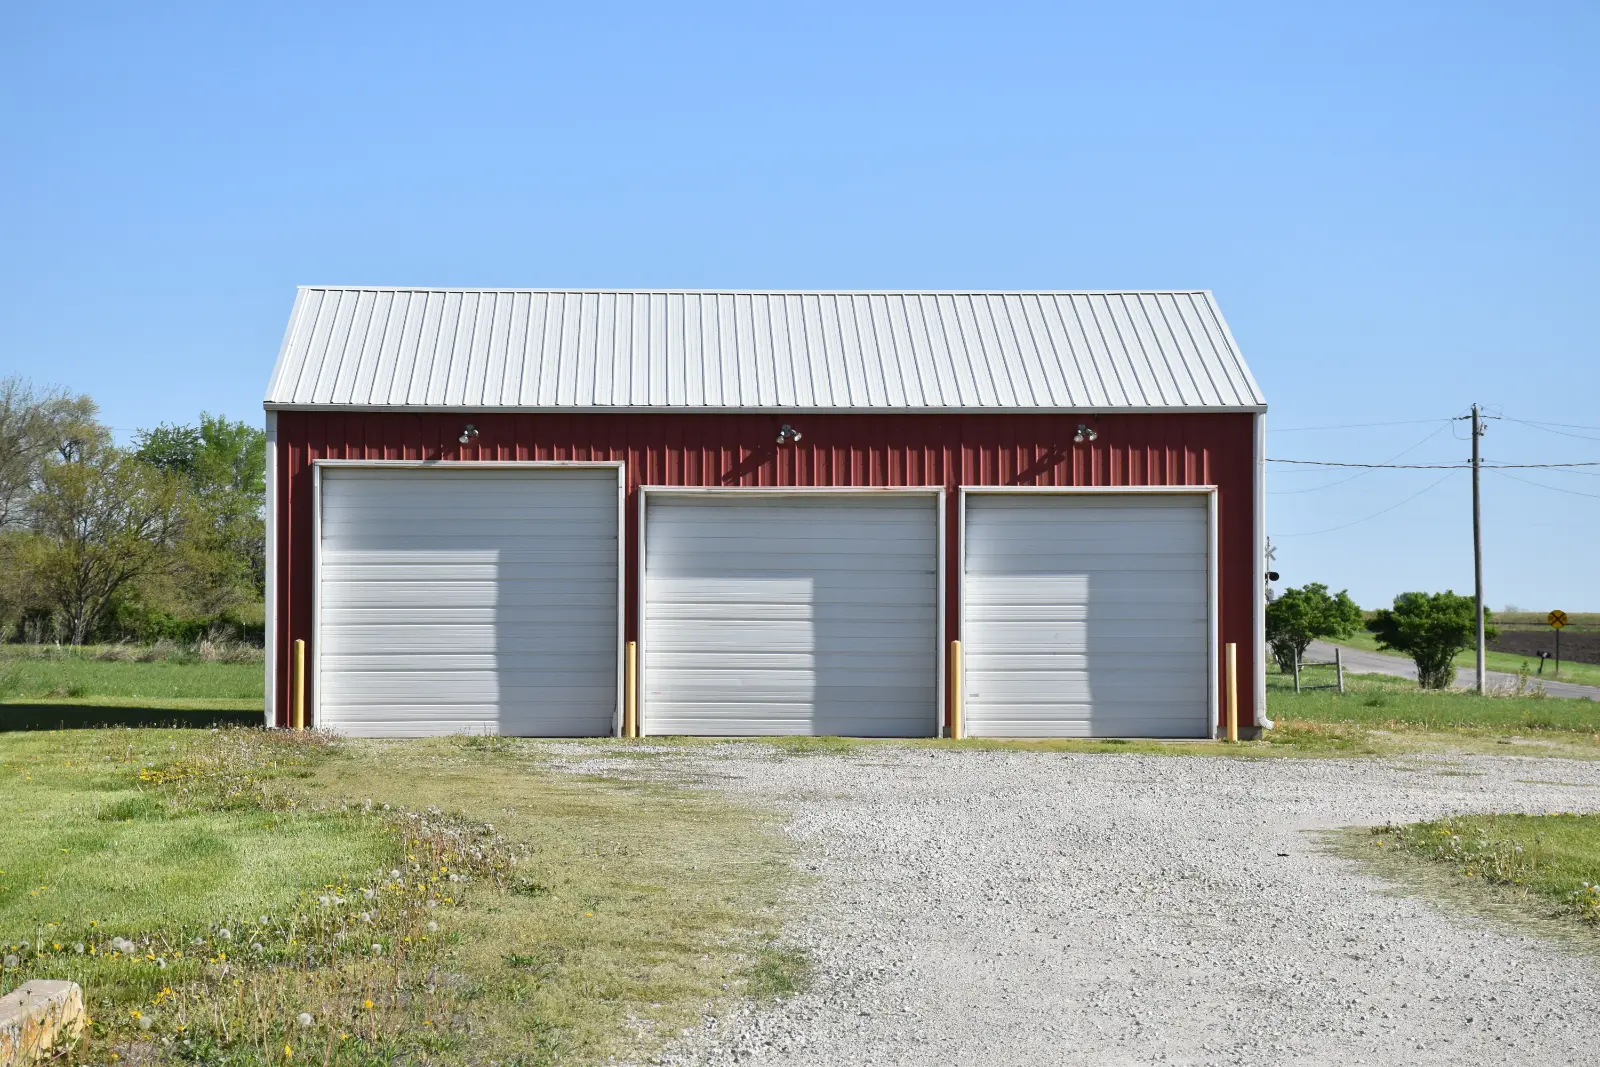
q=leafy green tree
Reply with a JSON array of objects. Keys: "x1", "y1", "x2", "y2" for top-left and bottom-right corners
[
  {"x1": 1265, "y1": 582, "x2": 1363, "y2": 672},
  {"x1": 1366, "y1": 591, "x2": 1498, "y2": 689},
  {"x1": 0, "y1": 376, "x2": 102, "y2": 530},
  {"x1": 22, "y1": 446, "x2": 189, "y2": 644},
  {"x1": 135, "y1": 414, "x2": 266, "y2": 612}
]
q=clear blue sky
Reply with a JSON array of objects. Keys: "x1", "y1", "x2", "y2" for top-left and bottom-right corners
[{"x1": 2, "y1": 1, "x2": 1595, "y2": 612}]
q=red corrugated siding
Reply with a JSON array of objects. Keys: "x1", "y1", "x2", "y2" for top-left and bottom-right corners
[{"x1": 271, "y1": 411, "x2": 1258, "y2": 731}]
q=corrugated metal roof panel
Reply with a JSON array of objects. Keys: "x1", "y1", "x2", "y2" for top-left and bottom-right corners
[{"x1": 265, "y1": 289, "x2": 1265, "y2": 411}]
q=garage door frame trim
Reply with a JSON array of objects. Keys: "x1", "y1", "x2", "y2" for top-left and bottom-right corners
[
  {"x1": 309, "y1": 459, "x2": 628, "y2": 735},
  {"x1": 957, "y1": 484, "x2": 1219, "y2": 740},
  {"x1": 637, "y1": 486, "x2": 947, "y2": 737}
]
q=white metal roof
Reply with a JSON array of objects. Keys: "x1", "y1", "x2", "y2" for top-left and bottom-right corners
[{"x1": 264, "y1": 288, "x2": 1264, "y2": 412}]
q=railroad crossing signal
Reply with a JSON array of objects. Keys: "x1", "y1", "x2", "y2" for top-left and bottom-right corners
[{"x1": 1548, "y1": 610, "x2": 1567, "y2": 679}]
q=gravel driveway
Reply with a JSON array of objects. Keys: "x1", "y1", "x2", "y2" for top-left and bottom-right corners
[{"x1": 633, "y1": 746, "x2": 1600, "y2": 1066}]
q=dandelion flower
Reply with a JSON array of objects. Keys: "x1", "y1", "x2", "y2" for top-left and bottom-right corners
[{"x1": 362, "y1": 999, "x2": 374, "y2": 1010}]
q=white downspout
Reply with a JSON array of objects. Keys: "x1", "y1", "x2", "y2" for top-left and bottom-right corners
[{"x1": 1253, "y1": 409, "x2": 1271, "y2": 728}]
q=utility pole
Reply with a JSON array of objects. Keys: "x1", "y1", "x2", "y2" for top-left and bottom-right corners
[{"x1": 1471, "y1": 403, "x2": 1485, "y2": 694}]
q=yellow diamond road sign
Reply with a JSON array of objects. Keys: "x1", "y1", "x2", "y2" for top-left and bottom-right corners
[{"x1": 1549, "y1": 610, "x2": 1569, "y2": 629}]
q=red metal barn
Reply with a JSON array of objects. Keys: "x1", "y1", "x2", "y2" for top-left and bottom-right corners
[{"x1": 264, "y1": 289, "x2": 1267, "y2": 739}]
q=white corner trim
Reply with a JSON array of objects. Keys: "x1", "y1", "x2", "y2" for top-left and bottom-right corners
[{"x1": 263, "y1": 410, "x2": 277, "y2": 728}]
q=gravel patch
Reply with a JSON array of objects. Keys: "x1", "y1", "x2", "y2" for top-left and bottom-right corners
[{"x1": 625, "y1": 746, "x2": 1600, "y2": 1066}]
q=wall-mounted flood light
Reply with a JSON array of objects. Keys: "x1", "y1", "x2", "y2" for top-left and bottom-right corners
[
  {"x1": 1073, "y1": 423, "x2": 1099, "y2": 443},
  {"x1": 776, "y1": 423, "x2": 803, "y2": 445},
  {"x1": 458, "y1": 423, "x2": 480, "y2": 444}
]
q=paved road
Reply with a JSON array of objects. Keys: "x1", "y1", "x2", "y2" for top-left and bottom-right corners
[
  {"x1": 1309, "y1": 640, "x2": 1600, "y2": 702},
  {"x1": 619, "y1": 745, "x2": 1600, "y2": 1067}
]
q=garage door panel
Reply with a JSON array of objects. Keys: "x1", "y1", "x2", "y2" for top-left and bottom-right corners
[
  {"x1": 967, "y1": 669, "x2": 1208, "y2": 702},
  {"x1": 964, "y1": 574, "x2": 1208, "y2": 599},
  {"x1": 317, "y1": 467, "x2": 618, "y2": 737},
  {"x1": 962, "y1": 621, "x2": 1206, "y2": 649},
  {"x1": 323, "y1": 603, "x2": 617, "y2": 625},
  {"x1": 966, "y1": 711, "x2": 1204, "y2": 739},
  {"x1": 320, "y1": 618, "x2": 615, "y2": 643},
  {"x1": 963, "y1": 494, "x2": 1210, "y2": 739},
  {"x1": 646, "y1": 701, "x2": 936, "y2": 737},
  {"x1": 643, "y1": 495, "x2": 938, "y2": 737}
]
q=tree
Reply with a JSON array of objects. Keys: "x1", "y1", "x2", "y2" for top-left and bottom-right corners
[
  {"x1": 135, "y1": 414, "x2": 267, "y2": 612},
  {"x1": 1265, "y1": 582, "x2": 1363, "y2": 672},
  {"x1": 1366, "y1": 591, "x2": 1498, "y2": 690},
  {"x1": 22, "y1": 447, "x2": 188, "y2": 644},
  {"x1": 0, "y1": 377, "x2": 102, "y2": 530}
]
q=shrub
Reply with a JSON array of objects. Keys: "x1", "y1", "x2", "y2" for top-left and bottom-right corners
[
  {"x1": 1367, "y1": 590, "x2": 1498, "y2": 689},
  {"x1": 1265, "y1": 582, "x2": 1363, "y2": 672}
]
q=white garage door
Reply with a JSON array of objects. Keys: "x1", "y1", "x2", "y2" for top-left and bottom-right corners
[
  {"x1": 317, "y1": 466, "x2": 620, "y2": 737},
  {"x1": 642, "y1": 494, "x2": 939, "y2": 736},
  {"x1": 962, "y1": 493, "x2": 1211, "y2": 738}
]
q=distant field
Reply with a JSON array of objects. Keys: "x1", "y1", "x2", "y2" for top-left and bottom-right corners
[
  {"x1": 1331, "y1": 630, "x2": 1600, "y2": 688},
  {"x1": 1496, "y1": 611, "x2": 1600, "y2": 630},
  {"x1": 0, "y1": 645, "x2": 263, "y2": 719}
]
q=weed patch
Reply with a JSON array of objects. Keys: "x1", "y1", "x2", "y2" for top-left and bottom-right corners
[
  {"x1": 1368, "y1": 812, "x2": 1600, "y2": 926},
  {"x1": 0, "y1": 730, "x2": 798, "y2": 1065}
]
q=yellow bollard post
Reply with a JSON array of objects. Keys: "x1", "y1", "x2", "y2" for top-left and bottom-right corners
[
  {"x1": 292, "y1": 639, "x2": 306, "y2": 731},
  {"x1": 1225, "y1": 642, "x2": 1238, "y2": 743},
  {"x1": 949, "y1": 639, "x2": 964, "y2": 740},
  {"x1": 624, "y1": 641, "x2": 638, "y2": 738}
]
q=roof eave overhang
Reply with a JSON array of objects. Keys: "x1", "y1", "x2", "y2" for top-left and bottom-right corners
[{"x1": 263, "y1": 402, "x2": 1268, "y2": 415}]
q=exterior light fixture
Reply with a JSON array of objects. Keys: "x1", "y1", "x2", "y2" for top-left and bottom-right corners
[
  {"x1": 458, "y1": 424, "x2": 480, "y2": 444},
  {"x1": 1073, "y1": 423, "x2": 1099, "y2": 443},
  {"x1": 776, "y1": 424, "x2": 803, "y2": 445}
]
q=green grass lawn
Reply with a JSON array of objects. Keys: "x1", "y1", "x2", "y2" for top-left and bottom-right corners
[
  {"x1": 0, "y1": 645, "x2": 264, "y2": 704},
  {"x1": 1327, "y1": 629, "x2": 1600, "y2": 688},
  {"x1": 1, "y1": 646, "x2": 263, "y2": 730},
  {"x1": 1267, "y1": 668, "x2": 1600, "y2": 735},
  {"x1": 0, "y1": 729, "x2": 798, "y2": 1066},
  {"x1": 1366, "y1": 813, "x2": 1600, "y2": 929}
]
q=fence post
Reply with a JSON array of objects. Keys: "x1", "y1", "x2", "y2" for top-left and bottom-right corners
[
  {"x1": 1293, "y1": 648, "x2": 1301, "y2": 694},
  {"x1": 1336, "y1": 647, "x2": 1344, "y2": 693}
]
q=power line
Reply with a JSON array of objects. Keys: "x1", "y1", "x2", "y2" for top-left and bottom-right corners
[
  {"x1": 1490, "y1": 468, "x2": 1600, "y2": 500},
  {"x1": 1267, "y1": 458, "x2": 1600, "y2": 469},
  {"x1": 1269, "y1": 459, "x2": 1468, "y2": 469},
  {"x1": 1268, "y1": 423, "x2": 1450, "y2": 495},
  {"x1": 1504, "y1": 415, "x2": 1600, "y2": 433},
  {"x1": 1266, "y1": 418, "x2": 1452, "y2": 433},
  {"x1": 1498, "y1": 416, "x2": 1600, "y2": 444},
  {"x1": 1274, "y1": 470, "x2": 1460, "y2": 538}
]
